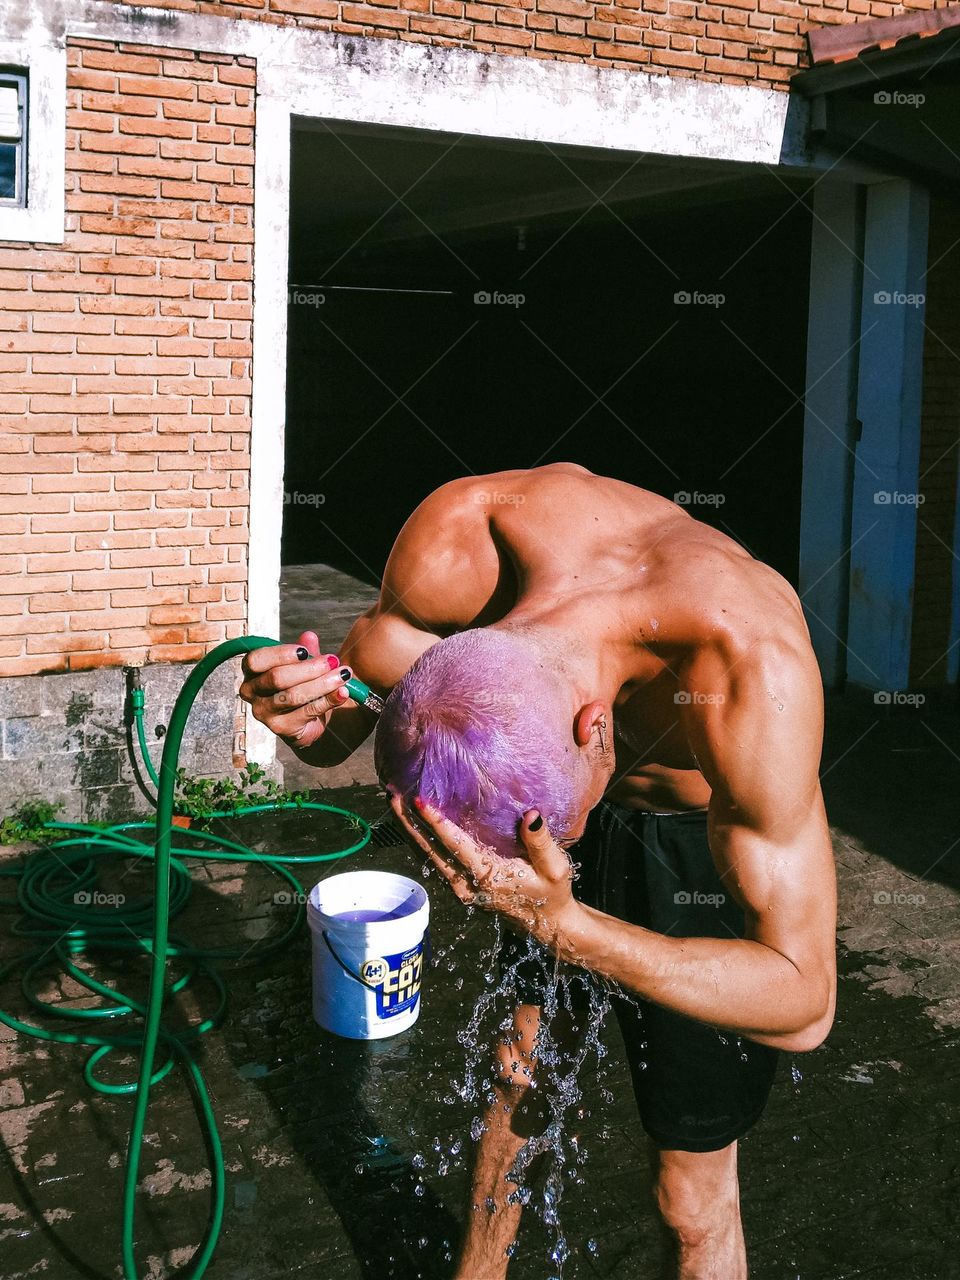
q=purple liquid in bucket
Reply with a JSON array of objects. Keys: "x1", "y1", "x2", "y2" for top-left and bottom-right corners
[{"x1": 332, "y1": 901, "x2": 416, "y2": 923}]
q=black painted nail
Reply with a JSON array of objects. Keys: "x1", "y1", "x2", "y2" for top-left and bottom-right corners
[
  {"x1": 339, "y1": 667, "x2": 351, "y2": 681},
  {"x1": 529, "y1": 814, "x2": 543, "y2": 832},
  {"x1": 296, "y1": 647, "x2": 309, "y2": 661}
]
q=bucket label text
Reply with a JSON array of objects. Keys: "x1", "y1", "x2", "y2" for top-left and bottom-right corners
[{"x1": 365, "y1": 943, "x2": 424, "y2": 1018}]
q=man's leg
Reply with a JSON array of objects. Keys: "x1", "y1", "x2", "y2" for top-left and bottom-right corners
[
  {"x1": 455, "y1": 1000, "x2": 586, "y2": 1280},
  {"x1": 455, "y1": 1002, "x2": 543, "y2": 1280},
  {"x1": 651, "y1": 1140, "x2": 746, "y2": 1280}
]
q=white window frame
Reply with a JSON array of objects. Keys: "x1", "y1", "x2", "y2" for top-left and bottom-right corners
[
  {"x1": 0, "y1": 41, "x2": 65, "y2": 243},
  {"x1": 0, "y1": 69, "x2": 28, "y2": 208}
]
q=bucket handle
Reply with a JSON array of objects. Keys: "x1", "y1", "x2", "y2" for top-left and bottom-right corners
[{"x1": 321, "y1": 929, "x2": 431, "y2": 988}]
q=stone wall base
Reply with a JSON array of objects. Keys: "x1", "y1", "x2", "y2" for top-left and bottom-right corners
[{"x1": 0, "y1": 660, "x2": 248, "y2": 825}]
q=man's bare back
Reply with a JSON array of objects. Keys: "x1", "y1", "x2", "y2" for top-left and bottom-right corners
[{"x1": 307, "y1": 462, "x2": 818, "y2": 812}]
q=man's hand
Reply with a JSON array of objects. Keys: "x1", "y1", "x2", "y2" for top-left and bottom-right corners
[
  {"x1": 239, "y1": 630, "x2": 353, "y2": 750},
  {"x1": 390, "y1": 794, "x2": 584, "y2": 950}
]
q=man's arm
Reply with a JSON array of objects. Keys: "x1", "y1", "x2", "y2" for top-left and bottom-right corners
[
  {"x1": 562, "y1": 634, "x2": 836, "y2": 1050},
  {"x1": 240, "y1": 480, "x2": 481, "y2": 765}
]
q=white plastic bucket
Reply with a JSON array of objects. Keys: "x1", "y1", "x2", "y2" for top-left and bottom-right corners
[{"x1": 307, "y1": 870, "x2": 429, "y2": 1040}]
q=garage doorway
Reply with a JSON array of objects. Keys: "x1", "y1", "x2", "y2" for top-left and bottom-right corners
[{"x1": 283, "y1": 120, "x2": 813, "y2": 586}]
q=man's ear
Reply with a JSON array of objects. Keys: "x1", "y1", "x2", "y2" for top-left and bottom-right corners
[{"x1": 573, "y1": 701, "x2": 606, "y2": 748}]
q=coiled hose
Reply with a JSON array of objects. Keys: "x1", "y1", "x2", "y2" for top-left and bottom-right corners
[{"x1": 0, "y1": 636, "x2": 371, "y2": 1279}]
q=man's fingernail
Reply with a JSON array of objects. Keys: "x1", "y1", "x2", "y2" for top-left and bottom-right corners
[
  {"x1": 296, "y1": 646, "x2": 309, "y2": 661},
  {"x1": 528, "y1": 813, "x2": 543, "y2": 832},
  {"x1": 339, "y1": 667, "x2": 352, "y2": 682},
  {"x1": 326, "y1": 655, "x2": 340, "y2": 670}
]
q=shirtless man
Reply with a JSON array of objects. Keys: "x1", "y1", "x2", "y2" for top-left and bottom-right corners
[{"x1": 240, "y1": 464, "x2": 837, "y2": 1279}]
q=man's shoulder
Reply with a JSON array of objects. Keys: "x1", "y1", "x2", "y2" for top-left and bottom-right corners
[{"x1": 656, "y1": 541, "x2": 817, "y2": 682}]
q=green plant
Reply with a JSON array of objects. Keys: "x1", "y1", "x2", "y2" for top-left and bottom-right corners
[
  {"x1": 0, "y1": 800, "x2": 65, "y2": 846},
  {"x1": 174, "y1": 763, "x2": 308, "y2": 825}
]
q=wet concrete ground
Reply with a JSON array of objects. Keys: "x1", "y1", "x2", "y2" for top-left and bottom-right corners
[{"x1": 1, "y1": 566, "x2": 958, "y2": 1279}]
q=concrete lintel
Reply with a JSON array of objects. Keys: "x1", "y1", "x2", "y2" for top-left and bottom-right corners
[{"x1": 6, "y1": 0, "x2": 809, "y2": 167}]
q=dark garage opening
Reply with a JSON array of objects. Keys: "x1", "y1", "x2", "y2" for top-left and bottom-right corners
[{"x1": 284, "y1": 120, "x2": 813, "y2": 587}]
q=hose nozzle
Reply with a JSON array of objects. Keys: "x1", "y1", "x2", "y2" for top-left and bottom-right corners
[{"x1": 344, "y1": 677, "x2": 385, "y2": 715}]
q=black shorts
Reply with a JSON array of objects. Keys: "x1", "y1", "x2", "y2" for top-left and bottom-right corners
[{"x1": 498, "y1": 799, "x2": 779, "y2": 1153}]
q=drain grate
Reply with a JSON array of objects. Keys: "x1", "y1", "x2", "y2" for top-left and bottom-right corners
[{"x1": 366, "y1": 815, "x2": 407, "y2": 848}]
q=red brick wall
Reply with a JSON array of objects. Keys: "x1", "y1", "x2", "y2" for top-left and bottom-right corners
[
  {"x1": 910, "y1": 193, "x2": 960, "y2": 687},
  {"x1": 0, "y1": 41, "x2": 254, "y2": 677},
  {"x1": 119, "y1": 0, "x2": 944, "y2": 87}
]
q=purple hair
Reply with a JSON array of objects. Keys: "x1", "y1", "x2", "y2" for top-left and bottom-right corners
[{"x1": 374, "y1": 629, "x2": 580, "y2": 858}]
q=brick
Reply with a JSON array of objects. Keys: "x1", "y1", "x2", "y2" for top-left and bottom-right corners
[
  {"x1": 535, "y1": 31, "x2": 594, "y2": 51},
  {"x1": 147, "y1": 643, "x2": 205, "y2": 662},
  {"x1": 153, "y1": 567, "x2": 204, "y2": 586},
  {"x1": 112, "y1": 585, "x2": 183, "y2": 607},
  {"x1": 594, "y1": 39, "x2": 651, "y2": 58},
  {"x1": 83, "y1": 51, "x2": 163, "y2": 74},
  {"x1": 0, "y1": 656, "x2": 68, "y2": 675},
  {"x1": 649, "y1": 45, "x2": 705, "y2": 67},
  {"x1": 118, "y1": 75, "x2": 198, "y2": 102},
  {"x1": 80, "y1": 133, "x2": 158, "y2": 157},
  {"x1": 77, "y1": 533, "x2": 151, "y2": 552},
  {"x1": 537, "y1": 0, "x2": 594, "y2": 14},
  {"x1": 31, "y1": 513, "x2": 111, "y2": 533},
  {"x1": 163, "y1": 101, "x2": 212, "y2": 123},
  {"x1": 0, "y1": 568, "x2": 68, "y2": 591}
]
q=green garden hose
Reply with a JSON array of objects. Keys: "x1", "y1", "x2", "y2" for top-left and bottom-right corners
[{"x1": 0, "y1": 636, "x2": 374, "y2": 1279}]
